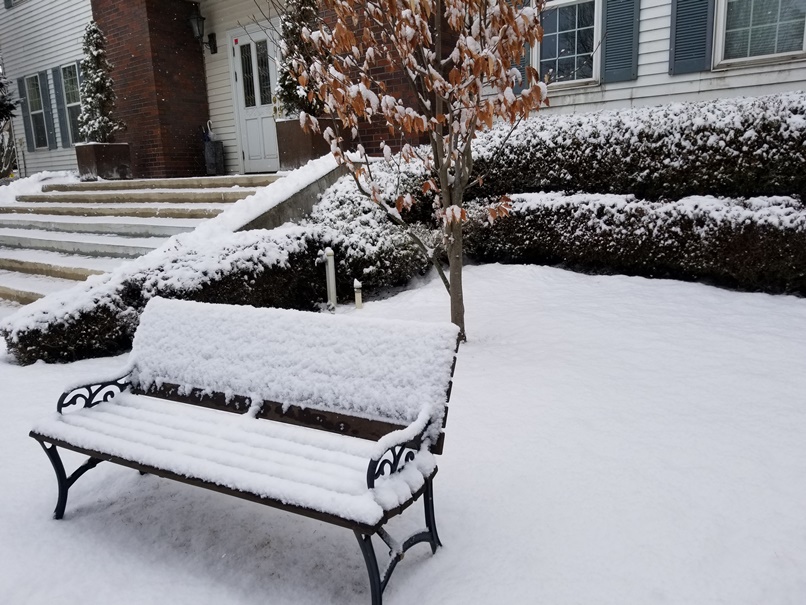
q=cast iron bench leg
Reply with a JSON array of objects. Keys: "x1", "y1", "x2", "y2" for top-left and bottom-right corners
[
  {"x1": 38, "y1": 442, "x2": 102, "y2": 520},
  {"x1": 354, "y1": 478, "x2": 442, "y2": 604},
  {"x1": 355, "y1": 531, "x2": 383, "y2": 605}
]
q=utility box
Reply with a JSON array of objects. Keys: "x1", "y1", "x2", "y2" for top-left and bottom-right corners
[{"x1": 204, "y1": 141, "x2": 225, "y2": 176}]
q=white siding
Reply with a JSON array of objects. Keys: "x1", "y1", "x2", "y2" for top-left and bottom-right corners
[
  {"x1": 200, "y1": 0, "x2": 281, "y2": 174},
  {"x1": 0, "y1": 0, "x2": 92, "y2": 176},
  {"x1": 542, "y1": 0, "x2": 806, "y2": 115}
]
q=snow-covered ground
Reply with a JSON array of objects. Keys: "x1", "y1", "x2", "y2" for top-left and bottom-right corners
[{"x1": 2, "y1": 264, "x2": 805, "y2": 605}]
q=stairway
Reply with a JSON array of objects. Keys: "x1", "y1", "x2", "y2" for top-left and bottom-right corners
[{"x1": 0, "y1": 174, "x2": 281, "y2": 305}]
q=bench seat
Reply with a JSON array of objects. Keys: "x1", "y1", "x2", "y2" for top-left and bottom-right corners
[{"x1": 31, "y1": 391, "x2": 437, "y2": 529}]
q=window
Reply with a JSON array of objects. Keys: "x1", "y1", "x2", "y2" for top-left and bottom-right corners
[
  {"x1": 538, "y1": 0, "x2": 598, "y2": 84},
  {"x1": 24, "y1": 74, "x2": 49, "y2": 149},
  {"x1": 60, "y1": 64, "x2": 82, "y2": 144},
  {"x1": 716, "y1": 0, "x2": 806, "y2": 63}
]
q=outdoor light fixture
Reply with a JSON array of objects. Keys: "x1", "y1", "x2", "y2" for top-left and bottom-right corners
[{"x1": 189, "y1": 5, "x2": 218, "y2": 54}]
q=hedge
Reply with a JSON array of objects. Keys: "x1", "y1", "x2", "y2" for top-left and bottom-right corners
[
  {"x1": 464, "y1": 193, "x2": 806, "y2": 295},
  {"x1": 2, "y1": 174, "x2": 430, "y2": 365},
  {"x1": 471, "y1": 92, "x2": 806, "y2": 201}
]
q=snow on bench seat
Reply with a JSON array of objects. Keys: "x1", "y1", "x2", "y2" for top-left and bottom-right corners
[{"x1": 31, "y1": 391, "x2": 436, "y2": 526}]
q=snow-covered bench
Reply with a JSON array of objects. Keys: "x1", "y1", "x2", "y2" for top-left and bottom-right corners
[{"x1": 29, "y1": 297, "x2": 459, "y2": 605}]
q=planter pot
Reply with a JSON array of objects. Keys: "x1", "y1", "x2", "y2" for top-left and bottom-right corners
[
  {"x1": 276, "y1": 118, "x2": 332, "y2": 171},
  {"x1": 76, "y1": 143, "x2": 132, "y2": 181}
]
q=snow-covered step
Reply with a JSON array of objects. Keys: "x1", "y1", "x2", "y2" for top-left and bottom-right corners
[
  {"x1": 17, "y1": 189, "x2": 257, "y2": 205},
  {"x1": 42, "y1": 174, "x2": 282, "y2": 192},
  {"x1": 0, "y1": 214, "x2": 203, "y2": 237},
  {"x1": 0, "y1": 204, "x2": 227, "y2": 219},
  {"x1": 0, "y1": 269, "x2": 78, "y2": 305},
  {"x1": 0, "y1": 247, "x2": 122, "y2": 280},
  {"x1": 0, "y1": 228, "x2": 168, "y2": 258}
]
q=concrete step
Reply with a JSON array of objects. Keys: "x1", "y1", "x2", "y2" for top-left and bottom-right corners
[
  {"x1": 0, "y1": 204, "x2": 227, "y2": 219},
  {"x1": 0, "y1": 269, "x2": 78, "y2": 305},
  {"x1": 0, "y1": 214, "x2": 203, "y2": 237},
  {"x1": 43, "y1": 174, "x2": 282, "y2": 192},
  {"x1": 0, "y1": 247, "x2": 123, "y2": 280},
  {"x1": 0, "y1": 228, "x2": 168, "y2": 258},
  {"x1": 17, "y1": 188, "x2": 256, "y2": 205}
]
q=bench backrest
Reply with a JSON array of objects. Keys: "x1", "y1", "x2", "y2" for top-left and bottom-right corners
[{"x1": 129, "y1": 298, "x2": 459, "y2": 441}]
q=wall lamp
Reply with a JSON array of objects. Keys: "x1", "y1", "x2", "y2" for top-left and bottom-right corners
[{"x1": 189, "y1": 4, "x2": 217, "y2": 54}]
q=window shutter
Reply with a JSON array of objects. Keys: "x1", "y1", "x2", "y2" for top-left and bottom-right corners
[
  {"x1": 38, "y1": 70, "x2": 58, "y2": 150},
  {"x1": 76, "y1": 60, "x2": 84, "y2": 84},
  {"x1": 16, "y1": 77, "x2": 35, "y2": 153},
  {"x1": 4, "y1": 0, "x2": 13, "y2": 9},
  {"x1": 669, "y1": 0, "x2": 714, "y2": 75},
  {"x1": 52, "y1": 67, "x2": 71, "y2": 148},
  {"x1": 602, "y1": 0, "x2": 640, "y2": 83}
]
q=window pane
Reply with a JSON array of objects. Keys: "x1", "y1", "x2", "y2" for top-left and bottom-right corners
[
  {"x1": 62, "y1": 65, "x2": 80, "y2": 105},
  {"x1": 26, "y1": 76, "x2": 43, "y2": 112},
  {"x1": 67, "y1": 104, "x2": 82, "y2": 144},
  {"x1": 541, "y1": 8, "x2": 558, "y2": 34},
  {"x1": 557, "y1": 57, "x2": 575, "y2": 80},
  {"x1": 559, "y1": 5, "x2": 576, "y2": 31},
  {"x1": 724, "y1": 28, "x2": 750, "y2": 58},
  {"x1": 32, "y1": 113, "x2": 48, "y2": 148},
  {"x1": 780, "y1": 0, "x2": 806, "y2": 21},
  {"x1": 726, "y1": 0, "x2": 752, "y2": 29},
  {"x1": 578, "y1": 2, "x2": 594, "y2": 28},
  {"x1": 777, "y1": 20, "x2": 806, "y2": 52},
  {"x1": 576, "y1": 54, "x2": 593, "y2": 79},
  {"x1": 540, "y1": 59, "x2": 556, "y2": 80},
  {"x1": 541, "y1": 33, "x2": 557, "y2": 59},
  {"x1": 256, "y1": 40, "x2": 272, "y2": 106},
  {"x1": 749, "y1": 24, "x2": 778, "y2": 55},
  {"x1": 559, "y1": 31, "x2": 576, "y2": 56},
  {"x1": 240, "y1": 43, "x2": 256, "y2": 108},
  {"x1": 751, "y1": 0, "x2": 780, "y2": 26},
  {"x1": 577, "y1": 27, "x2": 594, "y2": 54}
]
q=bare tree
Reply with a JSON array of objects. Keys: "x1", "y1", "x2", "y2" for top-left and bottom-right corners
[{"x1": 285, "y1": 0, "x2": 548, "y2": 339}]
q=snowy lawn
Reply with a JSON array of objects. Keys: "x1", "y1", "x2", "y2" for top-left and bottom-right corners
[{"x1": 2, "y1": 264, "x2": 805, "y2": 604}]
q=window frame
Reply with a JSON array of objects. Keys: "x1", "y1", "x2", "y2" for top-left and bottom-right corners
[
  {"x1": 713, "y1": 0, "x2": 806, "y2": 69},
  {"x1": 60, "y1": 63, "x2": 82, "y2": 145},
  {"x1": 24, "y1": 74, "x2": 49, "y2": 150},
  {"x1": 532, "y1": 0, "x2": 603, "y2": 89}
]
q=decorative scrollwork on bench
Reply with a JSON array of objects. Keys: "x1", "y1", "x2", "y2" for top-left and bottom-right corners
[
  {"x1": 57, "y1": 376, "x2": 130, "y2": 414},
  {"x1": 366, "y1": 444, "x2": 417, "y2": 489}
]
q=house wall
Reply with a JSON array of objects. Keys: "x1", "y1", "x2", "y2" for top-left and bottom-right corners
[
  {"x1": 542, "y1": 0, "x2": 806, "y2": 114},
  {"x1": 92, "y1": 0, "x2": 210, "y2": 178},
  {"x1": 198, "y1": 0, "x2": 275, "y2": 174},
  {"x1": 0, "y1": 0, "x2": 92, "y2": 177}
]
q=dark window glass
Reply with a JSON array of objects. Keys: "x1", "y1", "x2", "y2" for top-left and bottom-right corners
[
  {"x1": 256, "y1": 40, "x2": 272, "y2": 106},
  {"x1": 240, "y1": 43, "x2": 256, "y2": 107}
]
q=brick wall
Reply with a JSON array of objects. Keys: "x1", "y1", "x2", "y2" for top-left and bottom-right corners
[{"x1": 91, "y1": 0, "x2": 209, "y2": 178}]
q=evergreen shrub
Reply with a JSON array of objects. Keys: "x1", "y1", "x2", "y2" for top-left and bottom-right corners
[
  {"x1": 464, "y1": 193, "x2": 806, "y2": 295},
  {"x1": 471, "y1": 92, "x2": 806, "y2": 201}
]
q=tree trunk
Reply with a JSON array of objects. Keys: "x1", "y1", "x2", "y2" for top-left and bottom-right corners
[{"x1": 447, "y1": 219, "x2": 466, "y2": 341}]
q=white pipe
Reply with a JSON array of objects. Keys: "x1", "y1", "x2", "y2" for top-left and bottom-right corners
[
  {"x1": 325, "y1": 247, "x2": 337, "y2": 309},
  {"x1": 354, "y1": 279, "x2": 363, "y2": 309}
]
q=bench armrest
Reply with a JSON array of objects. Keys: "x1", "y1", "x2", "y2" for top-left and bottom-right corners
[
  {"x1": 57, "y1": 374, "x2": 131, "y2": 414},
  {"x1": 366, "y1": 409, "x2": 443, "y2": 488}
]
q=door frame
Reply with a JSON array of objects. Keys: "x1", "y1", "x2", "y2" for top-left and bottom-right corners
[{"x1": 227, "y1": 21, "x2": 280, "y2": 174}]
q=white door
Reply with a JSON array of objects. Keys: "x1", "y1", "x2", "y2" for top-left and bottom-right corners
[{"x1": 231, "y1": 31, "x2": 279, "y2": 173}]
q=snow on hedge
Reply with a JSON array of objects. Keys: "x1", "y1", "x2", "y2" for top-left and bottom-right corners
[
  {"x1": 471, "y1": 92, "x2": 806, "y2": 200},
  {"x1": 0, "y1": 158, "x2": 430, "y2": 364}
]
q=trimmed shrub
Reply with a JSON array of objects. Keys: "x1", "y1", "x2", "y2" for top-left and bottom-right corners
[
  {"x1": 464, "y1": 193, "x2": 806, "y2": 295},
  {"x1": 471, "y1": 92, "x2": 806, "y2": 201},
  {"x1": 2, "y1": 175, "x2": 431, "y2": 365}
]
